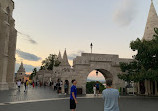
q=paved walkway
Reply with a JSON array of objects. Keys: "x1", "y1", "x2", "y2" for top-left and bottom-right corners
[
  {"x1": 0, "y1": 85, "x2": 67, "y2": 103},
  {"x1": 1, "y1": 86, "x2": 158, "y2": 111},
  {"x1": 0, "y1": 97, "x2": 158, "y2": 111}
]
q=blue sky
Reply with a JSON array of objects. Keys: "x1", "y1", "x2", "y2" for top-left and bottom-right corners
[{"x1": 13, "y1": 0, "x2": 158, "y2": 74}]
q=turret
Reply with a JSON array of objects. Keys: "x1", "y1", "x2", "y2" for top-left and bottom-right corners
[
  {"x1": 57, "y1": 51, "x2": 63, "y2": 64},
  {"x1": 142, "y1": 0, "x2": 158, "y2": 41},
  {"x1": 61, "y1": 49, "x2": 71, "y2": 67}
]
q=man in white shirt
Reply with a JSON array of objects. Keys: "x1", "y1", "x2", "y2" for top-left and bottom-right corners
[
  {"x1": 17, "y1": 80, "x2": 21, "y2": 91},
  {"x1": 102, "y1": 79, "x2": 120, "y2": 111}
]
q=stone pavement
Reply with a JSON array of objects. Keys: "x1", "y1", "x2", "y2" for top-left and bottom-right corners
[
  {"x1": 0, "y1": 86, "x2": 158, "y2": 111},
  {"x1": 0, "y1": 85, "x2": 67, "y2": 103},
  {"x1": 0, "y1": 97, "x2": 158, "y2": 111}
]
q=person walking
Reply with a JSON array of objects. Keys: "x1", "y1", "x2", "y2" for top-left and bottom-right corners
[
  {"x1": 102, "y1": 79, "x2": 120, "y2": 111},
  {"x1": 56, "y1": 81, "x2": 60, "y2": 94},
  {"x1": 70, "y1": 79, "x2": 78, "y2": 111},
  {"x1": 24, "y1": 80, "x2": 27, "y2": 92},
  {"x1": 93, "y1": 85, "x2": 96, "y2": 96},
  {"x1": 24, "y1": 80, "x2": 29, "y2": 92},
  {"x1": 64, "y1": 81, "x2": 68, "y2": 95},
  {"x1": 17, "y1": 80, "x2": 21, "y2": 91},
  {"x1": 60, "y1": 81, "x2": 63, "y2": 92},
  {"x1": 32, "y1": 81, "x2": 35, "y2": 88},
  {"x1": 96, "y1": 81, "x2": 100, "y2": 96},
  {"x1": 54, "y1": 82, "x2": 57, "y2": 91}
]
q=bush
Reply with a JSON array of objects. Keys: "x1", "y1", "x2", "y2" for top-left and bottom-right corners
[{"x1": 86, "y1": 81, "x2": 105, "y2": 94}]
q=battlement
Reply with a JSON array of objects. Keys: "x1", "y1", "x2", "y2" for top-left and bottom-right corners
[{"x1": 73, "y1": 53, "x2": 119, "y2": 65}]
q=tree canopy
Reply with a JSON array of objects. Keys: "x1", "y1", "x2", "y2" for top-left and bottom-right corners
[
  {"x1": 118, "y1": 28, "x2": 158, "y2": 82},
  {"x1": 29, "y1": 68, "x2": 37, "y2": 80},
  {"x1": 40, "y1": 54, "x2": 61, "y2": 70}
]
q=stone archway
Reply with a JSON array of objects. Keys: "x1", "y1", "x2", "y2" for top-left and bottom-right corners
[
  {"x1": 84, "y1": 69, "x2": 114, "y2": 94},
  {"x1": 72, "y1": 53, "x2": 132, "y2": 94},
  {"x1": 41, "y1": 52, "x2": 132, "y2": 94}
]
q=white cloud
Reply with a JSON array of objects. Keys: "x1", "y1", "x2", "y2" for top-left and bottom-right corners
[
  {"x1": 18, "y1": 32, "x2": 37, "y2": 44},
  {"x1": 113, "y1": 0, "x2": 138, "y2": 26}
]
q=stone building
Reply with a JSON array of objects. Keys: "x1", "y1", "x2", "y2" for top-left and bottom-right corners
[
  {"x1": 15, "y1": 62, "x2": 26, "y2": 82},
  {"x1": 36, "y1": 49, "x2": 132, "y2": 94},
  {"x1": 0, "y1": 0, "x2": 17, "y2": 90}
]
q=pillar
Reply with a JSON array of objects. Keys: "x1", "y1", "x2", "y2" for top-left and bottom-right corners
[
  {"x1": 145, "y1": 80, "x2": 148, "y2": 95},
  {"x1": 148, "y1": 80, "x2": 151, "y2": 95},
  {"x1": 7, "y1": 17, "x2": 17, "y2": 89},
  {"x1": 155, "y1": 81, "x2": 158, "y2": 95},
  {"x1": 0, "y1": 8, "x2": 9, "y2": 90},
  {"x1": 150, "y1": 81, "x2": 153, "y2": 95},
  {"x1": 137, "y1": 82, "x2": 140, "y2": 95}
]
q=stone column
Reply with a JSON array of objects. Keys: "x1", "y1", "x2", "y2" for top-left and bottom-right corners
[
  {"x1": 137, "y1": 82, "x2": 140, "y2": 95},
  {"x1": 150, "y1": 81, "x2": 153, "y2": 95},
  {"x1": 0, "y1": 9, "x2": 10, "y2": 90},
  {"x1": 61, "y1": 78, "x2": 65, "y2": 94},
  {"x1": 148, "y1": 80, "x2": 151, "y2": 95},
  {"x1": 155, "y1": 81, "x2": 158, "y2": 96},
  {"x1": 7, "y1": 17, "x2": 17, "y2": 89},
  {"x1": 145, "y1": 80, "x2": 148, "y2": 95}
]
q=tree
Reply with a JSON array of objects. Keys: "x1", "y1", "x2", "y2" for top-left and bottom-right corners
[
  {"x1": 41, "y1": 54, "x2": 60, "y2": 70},
  {"x1": 29, "y1": 68, "x2": 37, "y2": 80},
  {"x1": 118, "y1": 28, "x2": 158, "y2": 82}
]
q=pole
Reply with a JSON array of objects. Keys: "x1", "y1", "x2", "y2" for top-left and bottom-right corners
[{"x1": 90, "y1": 43, "x2": 93, "y2": 53}]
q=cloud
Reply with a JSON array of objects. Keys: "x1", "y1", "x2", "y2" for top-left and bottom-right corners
[
  {"x1": 18, "y1": 32, "x2": 37, "y2": 44},
  {"x1": 15, "y1": 63, "x2": 40, "y2": 73},
  {"x1": 16, "y1": 49, "x2": 42, "y2": 61},
  {"x1": 113, "y1": 0, "x2": 138, "y2": 26},
  {"x1": 68, "y1": 50, "x2": 85, "y2": 60}
]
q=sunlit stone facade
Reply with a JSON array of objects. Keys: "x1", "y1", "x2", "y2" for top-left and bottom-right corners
[{"x1": 0, "y1": 0, "x2": 17, "y2": 90}]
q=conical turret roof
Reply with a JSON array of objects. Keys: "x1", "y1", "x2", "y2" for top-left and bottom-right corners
[
  {"x1": 57, "y1": 51, "x2": 63, "y2": 62},
  {"x1": 143, "y1": 1, "x2": 158, "y2": 41},
  {"x1": 62, "y1": 49, "x2": 70, "y2": 66},
  {"x1": 18, "y1": 62, "x2": 25, "y2": 72}
]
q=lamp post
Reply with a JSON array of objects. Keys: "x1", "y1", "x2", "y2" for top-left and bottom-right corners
[
  {"x1": 90, "y1": 43, "x2": 93, "y2": 53},
  {"x1": 96, "y1": 70, "x2": 98, "y2": 76}
]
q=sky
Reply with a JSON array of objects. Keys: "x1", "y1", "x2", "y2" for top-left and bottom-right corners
[{"x1": 12, "y1": 0, "x2": 158, "y2": 78}]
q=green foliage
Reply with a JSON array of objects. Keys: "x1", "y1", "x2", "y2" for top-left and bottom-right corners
[
  {"x1": 118, "y1": 28, "x2": 158, "y2": 82},
  {"x1": 29, "y1": 68, "x2": 37, "y2": 80},
  {"x1": 41, "y1": 54, "x2": 61, "y2": 70},
  {"x1": 86, "y1": 81, "x2": 105, "y2": 94}
]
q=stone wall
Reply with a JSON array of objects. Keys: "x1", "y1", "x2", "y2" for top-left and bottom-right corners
[
  {"x1": 36, "y1": 53, "x2": 132, "y2": 94},
  {"x1": 0, "y1": 0, "x2": 17, "y2": 90}
]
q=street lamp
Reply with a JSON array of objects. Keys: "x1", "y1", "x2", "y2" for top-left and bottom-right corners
[
  {"x1": 90, "y1": 43, "x2": 93, "y2": 53},
  {"x1": 96, "y1": 70, "x2": 98, "y2": 76}
]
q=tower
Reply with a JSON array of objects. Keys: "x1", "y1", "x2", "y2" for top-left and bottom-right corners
[
  {"x1": 142, "y1": 0, "x2": 158, "y2": 41},
  {"x1": 16, "y1": 62, "x2": 26, "y2": 82},
  {"x1": 62, "y1": 49, "x2": 71, "y2": 68},
  {"x1": 57, "y1": 51, "x2": 63, "y2": 64},
  {"x1": 0, "y1": 0, "x2": 17, "y2": 90}
]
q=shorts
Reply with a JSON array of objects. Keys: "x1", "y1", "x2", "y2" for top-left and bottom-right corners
[
  {"x1": 96, "y1": 87, "x2": 99, "y2": 91},
  {"x1": 70, "y1": 99, "x2": 76, "y2": 109}
]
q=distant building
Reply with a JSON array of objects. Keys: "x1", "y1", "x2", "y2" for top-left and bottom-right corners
[{"x1": 15, "y1": 62, "x2": 29, "y2": 82}]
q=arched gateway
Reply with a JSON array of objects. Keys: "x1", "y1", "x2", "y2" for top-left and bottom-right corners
[{"x1": 36, "y1": 51, "x2": 132, "y2": 94}]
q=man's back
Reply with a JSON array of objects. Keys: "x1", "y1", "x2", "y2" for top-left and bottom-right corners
[
  {"x1": 17, "y1": 81, "x2": 21, "y2": 86},
  {"x1": 102, "y1": 88, "x2": 119, "y2": 111}
]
